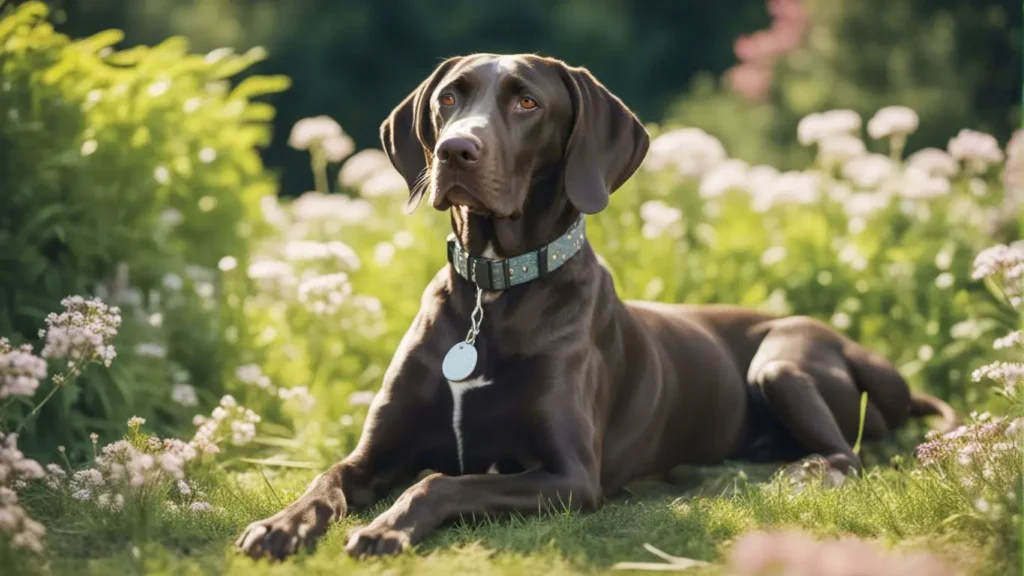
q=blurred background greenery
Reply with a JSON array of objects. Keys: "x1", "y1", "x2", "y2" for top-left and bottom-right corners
[{"x1": 48, "y1": 0, "x2": 1023, "y2": 194}]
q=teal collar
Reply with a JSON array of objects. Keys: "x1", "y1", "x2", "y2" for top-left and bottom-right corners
[{"x1": 446, "y1": 216, "x2": 586, "y2": 291}]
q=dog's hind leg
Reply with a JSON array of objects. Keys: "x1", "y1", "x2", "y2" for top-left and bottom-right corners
[
  {"x1": 747, "y1": 317, "x2": 893, "y2": 474},
  {"x1": 751, "y1": 360, "x2": 863, "y2": 473}
]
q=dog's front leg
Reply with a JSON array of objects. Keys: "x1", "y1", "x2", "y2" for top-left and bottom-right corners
[
  {"x1": 236, "y1": 355, "x2": 432, "y2": 560},
  {"x1": 344, "y1": 466, "x2": 600, "y2": 558}
]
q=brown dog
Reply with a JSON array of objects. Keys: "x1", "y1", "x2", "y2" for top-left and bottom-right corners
[{"x1": 236, "y1": 54, "x2": 955, "y2": 561}]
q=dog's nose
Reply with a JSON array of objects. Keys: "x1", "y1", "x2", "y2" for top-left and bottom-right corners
[{"x1": 436, "y1": 137, "x2": 481, "y2": 165}]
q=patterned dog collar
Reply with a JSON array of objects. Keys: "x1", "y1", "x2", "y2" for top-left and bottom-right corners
[{"x1": 446, "y1": 216, "x2": 586, "y2": 291}]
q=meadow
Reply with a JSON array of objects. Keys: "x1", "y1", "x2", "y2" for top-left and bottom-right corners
[{"x1": 1, "y1": 3, "x2": 1022, "y2": 575}]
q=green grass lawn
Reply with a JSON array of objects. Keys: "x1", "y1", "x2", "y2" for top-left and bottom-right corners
[{"x1": 29, "y1": 450, "x2": 1014, "y2": 576}]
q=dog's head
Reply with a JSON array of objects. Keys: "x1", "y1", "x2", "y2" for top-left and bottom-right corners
[{"x1": 380, "y1": 54, "x2": 649, "y2": 219}]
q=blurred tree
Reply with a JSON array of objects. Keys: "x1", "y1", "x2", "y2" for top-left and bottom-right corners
[{"x1": 48, "y1": 0, "x2": 770, "y2": 195}]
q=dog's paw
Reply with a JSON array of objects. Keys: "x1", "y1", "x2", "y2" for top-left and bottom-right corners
[
  {"x1": 235, "y1": 500, "x2": 331, "y2": 561},
  {"x1": 345, "y1": 525, "x2": 412, "y2": 558}
]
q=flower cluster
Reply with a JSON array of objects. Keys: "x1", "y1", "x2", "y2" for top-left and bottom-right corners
[
  {"x1": 190, "y1": 395, "x2": 261, "y2": 454},
  {"x1": 0, "y1": 338, "x2": 47, "y2": 399},
  {"x1": 727, "y1": 530, "x2": 956, "y2": 576},
  {"x1": 278, "y1": 385, "x2": 316, "y2": 414},
  {"x1": 297, "y1": 272, "x2": 354, "y2": 316},
  {"x1": 288, "y1": 115, "x2": 354, "y2": 162},
  {"x1": 171, "y1": 383, "x2": 198, "y2": 407},
  {"x1": 643, "y1": 127, "x2": 727, "y2": 178},
  {"x1": 948, "y1": 129, "x2": 1004, "y2": 174},
  {"x1": 55, "y1": 419, "x2": 222, "y2": 516},
  {"x1": 40, "y1": 296, "x2": 121, "y2": 374},
  {"x1": 0, "y1": 433, "x2": 46, "y2": 554},
  {"x1": 971, "y1": 242, "x2": 1024, "y2": 307},
  {"x1": 290, "y1": 191, "x2": 373, "y2": 225},
  {"x1": 915, "y1": 413, "x2": 1018, "y2": 467},
  {"x1": 972, "y1": 361, "x2": 1024, "y2": 396},
  {"x1": 284, "y1": 240, "x2": 361, "y2": 270}
]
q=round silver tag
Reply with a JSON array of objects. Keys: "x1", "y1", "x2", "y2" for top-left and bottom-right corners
[{"x1": 442, "y1": 342, "x2": 478, "y2": 382}]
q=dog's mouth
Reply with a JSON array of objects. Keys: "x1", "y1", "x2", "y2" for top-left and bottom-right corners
[{"x1": 432, "y1": 181, "x2": 499, "y2": 217}]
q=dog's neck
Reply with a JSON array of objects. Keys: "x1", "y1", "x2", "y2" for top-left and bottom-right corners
[{"x1": 448, "y1": 173, "x2": 580, "y2": 260}]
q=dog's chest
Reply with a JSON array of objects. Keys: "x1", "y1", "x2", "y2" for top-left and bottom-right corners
[{"x1": 441, "y1": 359, "x2": 544, "y2": 476}]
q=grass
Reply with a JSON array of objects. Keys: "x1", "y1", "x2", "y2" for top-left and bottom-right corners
[{"x1": 24, "y1": 441, "x2": 1014, "y2": 576}]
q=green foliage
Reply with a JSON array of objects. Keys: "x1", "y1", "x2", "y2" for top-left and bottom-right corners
[
  {"x1": 667, "y1": 0, "x2": 1021, "y2": 169},
  {"x1": 0, "y1": 1, "x2": 286, "y2": 458}
]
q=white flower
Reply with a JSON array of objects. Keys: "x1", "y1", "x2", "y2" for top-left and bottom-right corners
[
  {"x1": 297, "y1": 273, "x2": 353, "y2": 316},
  {"x1": 817, "y1": 134, "x2": 866, "y2": 164},
  {"x1": 160, "y1": 276, "x2": 185, "y2": 298},
  {"x1": 895, "y1": 167, "x2": 951, "y2": 200},
  {"x1": 339, "y1": 149, "x2": 397, "y2": 188},
  {"x1": 972, "y1": 242, "x2": 1024, "y2": 280},
  {"x1": 284, "y1": 241, "x2": 360, "y2": 270},
  {"x1": 699, "y1": 159, "x2": 749, "y2": 198},
  {"x1": 134, "y1": 343, "x2": 166, "y2": 359},
  {"x1": 80, "y1": 139, "x2": 98, "y2": 156},
  {"x1": 643, "y1": 128, "x2": 727, "y2": 178},
  {"x1": 935, "y1": 272, "x2": 954, "y2": 290},
  {"x1": 189, "y1": 501, "x2": 213, "y2": 512},
  {"x1": 218, "y1": 256, "x2": 238, "y2": 272},
  {"x1": 154, "y1": 166, "x2": 171, "y2": 185},
  {"x1": 948, "y1": 129, "x2": 1004, "y2": 172},
  {"x1": 638, "y1": 200, "x2": 683, "y2": 239},
  {"x1": 797, "y1": 110, "x2": 862, "y2": 146},
  {"x1": 321, "y1": 134, "x2": 355, "y2": 163},
  {"x1": 288, "y1": 116, "x2": 343, "y2": 150},
  {"x1": 994, "y1": 331, "x2": 1024, "y2": 350},
  {"x1": 374, "y1": 243, "x2": 396, "y2": 266},
  {"x1": 41, "y1": 296, "x2": 121, "y2": 370},
  {"x1": 753, "y1": 171, "x2": 821, "y2": 212},
  {"x1": 906, "y1": 148, "x2": 959, "y2": 177},
  {"x1": 360, "y1": 169, "x2": 407, "y2": 198},
  {"x1": 290, "y1": 192, "x2": 374, "y2": 224},
  {"x1": 279, "y1": 386, "x2": 317, "y2": 413},
  {"x1": 842, "y1": 154, "x2": 896, "y2": 189},
  {"x1": 841, "y1": 192, "x2": 889, "y2": 218},
  {"x1": 866, "y1": 106, "x2": 919, "y2": 140},
  {"x1": 198, "y1": 148, "x2": 217, "y2": 163},
  {"x1": 171, "y1": 383, "x2": 199, "y2": 407},
  {"x1": 0, "y1": 340, "x2": 47, "y2": 399},
  {"x1": 831, "y1": 312, "x2": 852, "y2": 330},
  {"x1": 127, "y1": 416, "x2": 146, "y2": 428},
  {"x1": 393, "y1": 231, "x2": 415, "y2": 249},
  {"x1": 147, "y1": 79, "x2": 171, "y2": 98},
  {"x1": 72, "y1": 489, "x2": 91, "y2": 501},
  {"x1": 760, "y1": 246, "x2": 787, "y2": 267},
  {"x1": 348, "y1": 390, "x2": 376, "y2": 406}
]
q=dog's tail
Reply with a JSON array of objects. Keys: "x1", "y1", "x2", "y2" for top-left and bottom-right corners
[{"x1": 908, "y1": 391, "x2": 958, "y2": 434}]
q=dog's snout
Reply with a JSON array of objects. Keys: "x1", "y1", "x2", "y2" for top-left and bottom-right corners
[{"x1": 436, "y1": 137, "x2": 481, "y2": 166}]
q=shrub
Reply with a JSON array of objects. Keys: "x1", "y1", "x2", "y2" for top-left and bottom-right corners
[{"x1": 0, "y1": 2, "x2": 287, "y2": 458}]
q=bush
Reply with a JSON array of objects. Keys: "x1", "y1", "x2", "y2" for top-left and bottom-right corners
[{"x1": 0, "y1": 1, "x2": 287, "y2": 458}]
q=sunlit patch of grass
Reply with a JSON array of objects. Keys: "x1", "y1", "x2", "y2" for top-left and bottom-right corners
[{"x1": 32, "y1": 455, "x2": 1014, "y2": 576}]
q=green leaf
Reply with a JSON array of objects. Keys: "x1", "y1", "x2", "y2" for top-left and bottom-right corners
[
  {"x1": 852, "y1": 391, "x2": 869, "y2": 456},
  {"x1": 229, "y1": 75, "x2": 291, "y2": 101},
  {"x1": 74, "y1": 29, "x2": 124, "y2": 54}
]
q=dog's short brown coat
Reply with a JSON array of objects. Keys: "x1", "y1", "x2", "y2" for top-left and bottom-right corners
[{"x1": 236, "y1": 54, "x2": 955, "y2": 560}]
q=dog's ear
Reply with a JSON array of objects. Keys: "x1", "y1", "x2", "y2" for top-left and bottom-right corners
[
  {"x1": 380, "y1": 56, "x2": 463, "y2": 214},
  {"x1": 558, "y1": 64, "x2": 650, "y2": 214}
]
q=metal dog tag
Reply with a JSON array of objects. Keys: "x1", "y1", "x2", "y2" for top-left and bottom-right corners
[{"x1": 442, "y1": 342, "x2": 477, "y2": 382}]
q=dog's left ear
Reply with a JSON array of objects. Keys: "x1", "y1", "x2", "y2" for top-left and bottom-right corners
[
  {"x1": 558, "y1": 64, "x2": 650, "y2": 214},
  {"x1": 380, "y1": 56, "x2": 464, "y2": 214}
]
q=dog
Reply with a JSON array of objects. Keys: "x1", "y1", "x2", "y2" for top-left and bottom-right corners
[{"x1": 236, "y1": 54, "x2": 956, "y2": 561}]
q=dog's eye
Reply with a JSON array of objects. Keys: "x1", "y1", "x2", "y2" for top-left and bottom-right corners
[
  {"x1": 518, "y1": 96, "x2": 539, "y2": 110},
  {"x1": 440, "y1": 93, "x2": 456, "y2": 107}
]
